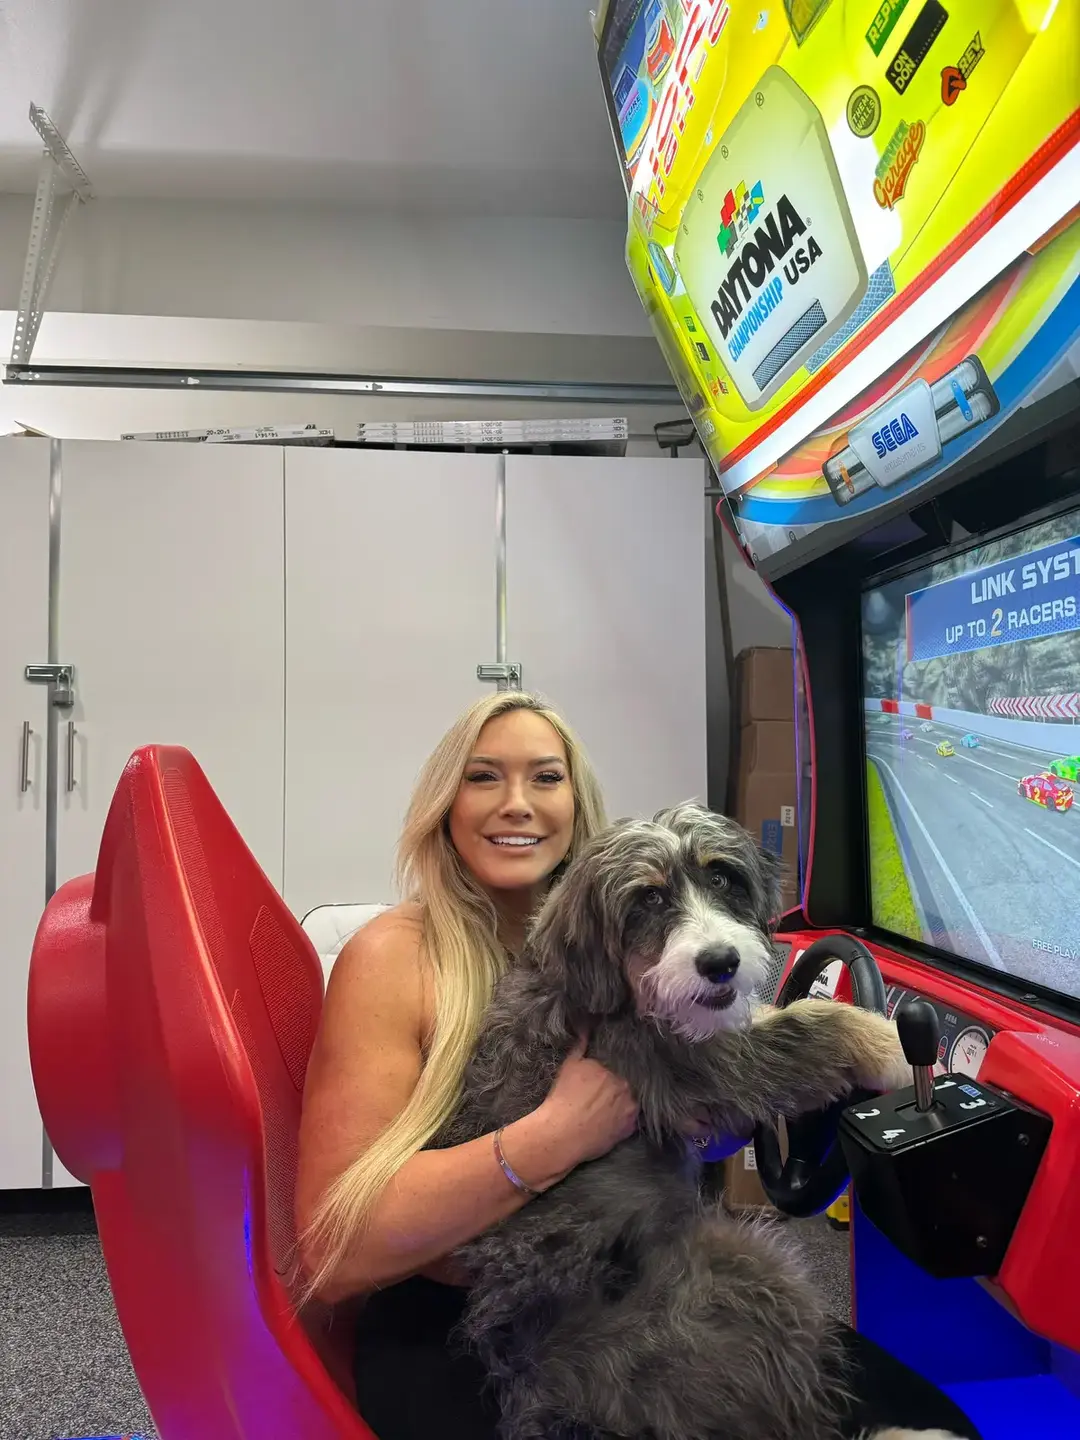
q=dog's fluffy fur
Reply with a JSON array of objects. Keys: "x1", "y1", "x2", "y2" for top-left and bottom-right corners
[{"x1": 433, "y1": 804, "x2": 952, "y2": 1440}]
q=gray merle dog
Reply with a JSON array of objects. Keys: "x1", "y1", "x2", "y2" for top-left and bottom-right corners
[{"x1": 433, "y1": 803, "x2": 959, "y2": 1440}]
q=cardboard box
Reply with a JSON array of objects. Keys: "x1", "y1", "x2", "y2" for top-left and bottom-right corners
[
  {"x1": 736, "y1": 647, "x2": 795, "y2": 725},
  {"x1": 737, "y1": 719, "x2": 796, "y2": 775},
  {"x1": 735, "y1": 769, "x2": 800, "y2": 914},
  {"x1": 723, "y1": 1139, "x2": 787, "y2": 1214},
  {"x1": 723, "y1": 1142, "x2": 769, "y2": 1210}
]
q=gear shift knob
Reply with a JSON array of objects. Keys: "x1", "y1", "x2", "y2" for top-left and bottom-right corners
[{"x1": 897, "y1": 999, "x2": 940, "y2": 1112}]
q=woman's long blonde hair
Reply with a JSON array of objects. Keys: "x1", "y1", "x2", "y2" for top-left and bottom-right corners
[{"x1": 302, "y1": 691, "x2": 607, "y2": 1294}]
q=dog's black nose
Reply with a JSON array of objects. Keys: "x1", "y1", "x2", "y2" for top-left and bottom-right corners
[{"x1": 695, "y1": 947, "x2": 740, "y2": 984}]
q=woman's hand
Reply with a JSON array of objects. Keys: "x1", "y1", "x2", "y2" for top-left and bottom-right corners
[
  {"x1": 684, "y1": 1110, "x2": 754, "y2": 1160},
  {"x1": 690, "y1": 1129, "x2": 754, "y2": 1161},
  {"x1": 684, "y1": 1108, "x2": 716, "y2": 1141},
  {"x1": 533, "y1": 1037, "x2": 639, "y2": 1170}
]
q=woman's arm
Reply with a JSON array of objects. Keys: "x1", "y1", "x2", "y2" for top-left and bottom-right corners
[{"x1": 295, "y1": 912, "x2": 635, "y2": 1302}]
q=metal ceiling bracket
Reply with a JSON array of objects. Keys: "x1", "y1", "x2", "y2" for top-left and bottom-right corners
[{"x1": 10, "y1": 105, "x2": 93, "y2": 368}]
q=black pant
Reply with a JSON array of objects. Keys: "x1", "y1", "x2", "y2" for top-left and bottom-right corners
[
  {"x1": 353, "y1": 1277, "x2": 980, "y2": 1440},
  {"x1": 830, "y1": 1325, "x2": 980, "y2": 1438}
]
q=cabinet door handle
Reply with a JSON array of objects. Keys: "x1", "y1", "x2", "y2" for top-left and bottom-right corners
[
  {"x1": 66, "y1": 720, "x2": 78, "y2": 793},
  {"x1": 20, "y1": 721, "x2": 32, "y2": 792}
]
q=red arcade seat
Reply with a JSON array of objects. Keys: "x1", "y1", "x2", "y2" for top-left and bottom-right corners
[{"x1": 27, "y1": 745, "x2": 371, "y2": 1440}]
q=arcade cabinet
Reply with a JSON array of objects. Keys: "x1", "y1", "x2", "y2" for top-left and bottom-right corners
[
  {"x1": 765, "y1": 386, "x2": 1080, "y2": 1440},
  {"x1": 596, "y1": 2, "x2": 1080, "y2": 1435}
]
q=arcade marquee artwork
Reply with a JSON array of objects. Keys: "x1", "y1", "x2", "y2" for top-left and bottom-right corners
[{"x1": 598, "y1": 0, "x2": 1080, "y2": 572}]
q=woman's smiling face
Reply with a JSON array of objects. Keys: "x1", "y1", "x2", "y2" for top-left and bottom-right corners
[{"x1": 448, "y1": 708, "x2": 576, "y2": 896}]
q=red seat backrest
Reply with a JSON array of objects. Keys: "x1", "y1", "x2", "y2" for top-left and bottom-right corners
[{"x1": 28, "y1": 745, "x2": 372, "y2": 1440}]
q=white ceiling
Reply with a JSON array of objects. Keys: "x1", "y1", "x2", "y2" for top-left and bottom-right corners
[{"x1": 0, "y1": 0, "x2": 626, "y2": 217}]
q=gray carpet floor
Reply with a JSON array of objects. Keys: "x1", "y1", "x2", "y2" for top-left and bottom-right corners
[
  {"x1": 0, "y1": 1200, "x2": 155, "y2": 1440},
  {"x1": 0, "y1": 1199, "x2": 851, "y2": 1440}
]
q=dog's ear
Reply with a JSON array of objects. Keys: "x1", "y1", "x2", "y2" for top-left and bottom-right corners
[
  {"x1": 756, "y1": 844, "x2": 786, "y2": 927},
  {"x1": 527, "y1": 843, "x2": 630, "y2": 1022}
]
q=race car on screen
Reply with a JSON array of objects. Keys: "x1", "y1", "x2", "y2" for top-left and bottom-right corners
[
  {"x1": 921, "y1": 723, "x2": 933, "y2": 733},
  {"x1": 900, "y1": 728, "x2": 914, "y2": 741},
  {"x1": 1017, "y1": 773, "x2": 1075, "y2": 813},
  {"x1": 961, "y1": 735, "x2": 981, "y2": 749},
  {"x1": 936, "y1": 741, "x2": 955, "y2": 757},
  {"x1": 1048, "y1": 756, "x2": 1080, "y2": 781}
]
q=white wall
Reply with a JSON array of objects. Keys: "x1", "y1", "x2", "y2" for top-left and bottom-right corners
[
  {"x1": 704, "y1": 511, "x2": 730, "y2": 811},
  {"x1": 723, "y1": 524, "x2": 793, "y2": 657},
  {"x1": 703, "y1": 518, "x2": 793, "y2": 810},
  {"x1": 0, "y1": 194, "x2": 682, "y2": 439},
  {"x1": 0, "y1": 191, "x2": 766, "y2": 806},
  {"x1": 0, "y1": 195, "x2": 650, "y2": 337}
]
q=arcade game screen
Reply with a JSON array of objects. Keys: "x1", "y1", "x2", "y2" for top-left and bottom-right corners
[{"x1": 862, "y1": 506, "x2": 1080, "y2": 1004}]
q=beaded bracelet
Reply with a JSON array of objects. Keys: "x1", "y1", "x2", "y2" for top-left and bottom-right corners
[{"x1": 493, "y1": 1127, "x2": 540, "y2": 1196}]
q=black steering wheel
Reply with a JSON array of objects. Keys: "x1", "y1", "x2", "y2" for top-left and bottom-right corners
[{"x1": 753, "y1": 934, "x2": 887, "y2": 1218}]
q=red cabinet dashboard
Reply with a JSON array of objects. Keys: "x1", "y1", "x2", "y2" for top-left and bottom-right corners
[{"x1": 775, "y1": 928, "x2": 1080, "y2": 1356}]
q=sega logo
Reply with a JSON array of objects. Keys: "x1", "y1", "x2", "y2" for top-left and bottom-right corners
[{"x1": 871, "y1": 411, "x2": 919, "y2": 458}]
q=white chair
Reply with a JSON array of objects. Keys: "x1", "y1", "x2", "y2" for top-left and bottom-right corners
[{"x1": 300, "y1": 903, "x2": 391, "y2": 988}]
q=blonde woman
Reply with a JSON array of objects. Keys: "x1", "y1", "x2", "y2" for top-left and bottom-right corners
[
  {"x1": 296, "y1": 691, "x2": 638, "y2": 1440},
  {"x1": 297, "y1": 691, "x2": 980, "y2": 1440}
]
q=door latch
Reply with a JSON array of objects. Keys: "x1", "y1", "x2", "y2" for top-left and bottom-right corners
[
  {"x1": 25, "y1": 664, "x2": 76, "y2": 708},
  {"x1": 477, "y1": 663, "x2": 522, "y2": 692}
]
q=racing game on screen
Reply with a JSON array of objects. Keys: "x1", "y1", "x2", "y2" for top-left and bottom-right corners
[{"x1": 863, "y1": 507, "x2": 1080, "y2": 1004}]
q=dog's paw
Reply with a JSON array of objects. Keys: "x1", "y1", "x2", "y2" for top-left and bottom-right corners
[
  {"x1": 861, "y1": 1042, "x2": 915, "y2": 1095},
  {"x1": 838, "y1": 1009, "x2": 913, "y2": 1094}
]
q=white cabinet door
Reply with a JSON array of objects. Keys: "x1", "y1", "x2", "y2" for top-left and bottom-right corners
[
  {"x1": 55, "y1": 441, "x2": 286, "y2": 893},
  {"x1": 0, "y1": 439, "x2": 51, "y2": 1189},
  {"x1": 505, "y1": 456, "x2": 707, "y2": 822},
  {"x1": 284, "y1": 450, "x2": 498, "y2": 918}
]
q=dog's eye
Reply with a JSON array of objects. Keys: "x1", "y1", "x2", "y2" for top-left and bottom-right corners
[
  {"x1": 641, "y1": 887, "x2": 667, "y2": 908},
  {"x1": 706, "y1": 862, "x2": 746, "y2": 894}
]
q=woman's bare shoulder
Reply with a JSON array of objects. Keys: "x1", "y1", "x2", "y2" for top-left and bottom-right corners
[
  {"x1": 312, "y1": 904, "x2": 428, "y2": 1078},
  {"x1": 333, "y1": 902, "x2": 424, "y2": 984},
  {"x1": 298, "y1": 903, "x2": 428, "y2": 1235}
]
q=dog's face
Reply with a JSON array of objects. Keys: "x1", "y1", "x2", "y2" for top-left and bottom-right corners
[{"x1": 527, "y1": 802, "x2": 783, "y2": 1040}]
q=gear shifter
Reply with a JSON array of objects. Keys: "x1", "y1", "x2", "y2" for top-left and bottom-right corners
[
  {"x1": 897, "y1": 999, "x2": 940, "y2": 1112},
  {"x1": 841, "y1": 996, "x2": 1052, "y2": 1281}
]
